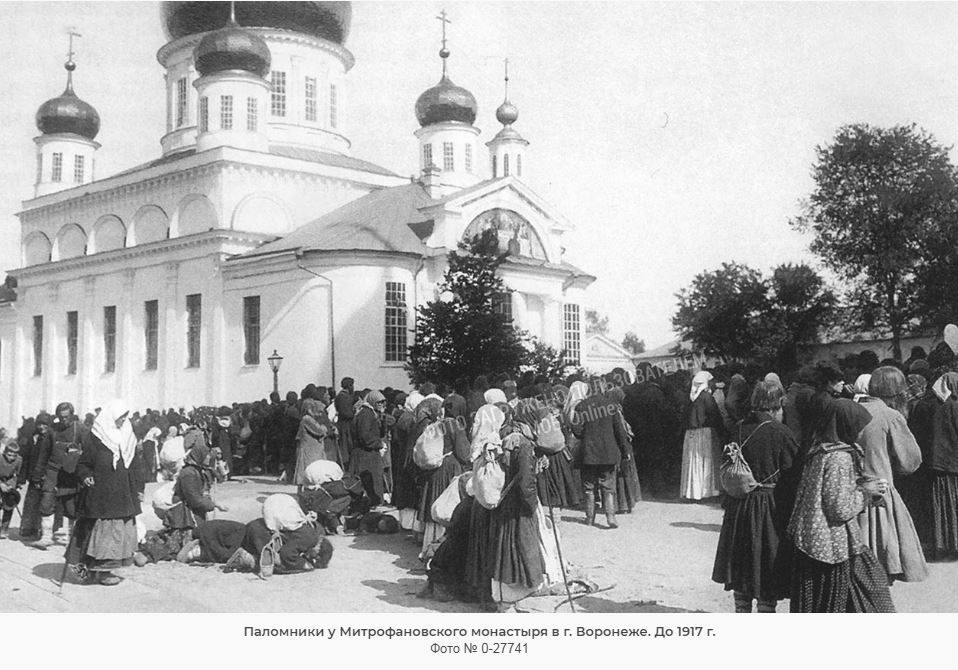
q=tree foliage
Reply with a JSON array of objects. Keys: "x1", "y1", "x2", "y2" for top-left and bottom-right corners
[
  {"x1": 621, "y1": 331, "x2": 646, "y2": 355},
  {"x1": 522, "y1": 338, "x2": 567, "y2": 380},
  {"x1": 585, "y1": 309, "x2": 609, "y2": 335},
  {"x1": 791, "y1": 123, "x2": 958, "y2": 359},
  {"x1": 406, "y1": 229, "x2": 530, "y2": 387},
  {"x1": 672, "y1": 261, "x2": 835, "y2": 370}
]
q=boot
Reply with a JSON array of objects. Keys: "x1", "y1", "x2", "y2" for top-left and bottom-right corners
[
  {"x1": 584, "y1": 495, "x2": 596, "y2": 527},
  {"x1": 53, "y1": 518, "x2": 72, "y2": 545},
  {"x1": 0, "y1": 509, "x2": 12, "y2": 539},
  {"x1": 603, "y1": 493, "x2": 618, "y2": 529},
  {"x1": 30, "y1": 516, "x2": 55, "y2": 549}
]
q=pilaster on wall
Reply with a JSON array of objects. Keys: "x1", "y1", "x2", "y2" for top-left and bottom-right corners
[
  {"x1": 79, "y1": 277, "x2": 96, "y2": 412},
  {"x1": 45, "y1": 283, "x2": 60, "y2": 410},
  {"x1": 120, "y1": 269, "x2": 136, "y2": 401},
  {"x1": 161, "y1": 262, "x2": 179, "y2": 408}
]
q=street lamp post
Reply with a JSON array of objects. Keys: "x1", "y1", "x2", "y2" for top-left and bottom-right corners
[{"x1": 267, "y1": 349, "x2": 284, "y2": 395}]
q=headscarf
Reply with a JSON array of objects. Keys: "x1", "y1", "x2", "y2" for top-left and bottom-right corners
[
  {"x1": 470, "y1": 404, "x2": 506, "y2": 461},
  {"x1": 263, "y1": 493, "x2": 309, "y2": 533},
  {"x1": 404, "y1": 391, "x2": 425, "y2": 413},
  {"x1": 564, "y1": 380, "x2": 590, "y2": 424},
  {"x1": 414, "y1": 397, "x2": 442, "y2": 424},
  {"x1": 184, "y1": 441, "x2": 212, "y2": 470},
  {"x1": 484, "y1": 388, "x2": 507, "y2": 405},
  {"x1": 91, "y1": 399, "x2": 137, "y2": 469},
  {"x1": 933, "y1": 372, "x2": 958, "y2": 403},
  {"x1": 512, "y1": 398, "x2": 550, "y2": 442},
  {"x1": 144, "y1": 426, "x2": 162, "y2": 443},
  {"x1": 907, "y1": 374, "x2": 928, "y2": 402},
  {"x1": 815, "y1": 398, "x2": 872, "y2": 447},
  {"x1": 763, "y1": 372, "x2": 784, "y2": 394},
  {"x1": 302, "y1": 398, "x2": 325, "y2": 419},
  {"x1": 690, "y1": 370, "x2": 713, "y2": 402},
  {"x1": 854, "y1": 374, "x2": 872, "y2": 397}
]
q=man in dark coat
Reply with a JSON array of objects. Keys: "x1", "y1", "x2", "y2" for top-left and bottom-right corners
[
  {"x1": 622, "y1": 374, "x2": 671, "y2": 499},
  {"x1": 210, "y1": 406, "x2": 238, "y2": 479},
  {"x1": 349, "y1": 390, "x2": 387, "y2": 506},
  {"x1": 334, "y1": 377, "x2": 357, "y2": 467},
  {"x1": 574, "y1": 379, "x2": 632, "y2": 528},
  {"x1": 41, "y1": 402, "x2": 87, "y2": 546},
  {"x1": 20, "y1": 412, "x2": 53, "y2": 545}
]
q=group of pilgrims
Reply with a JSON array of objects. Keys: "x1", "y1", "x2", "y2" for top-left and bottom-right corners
[{"x1": 3, "y1": 337, "x2": 958, "y2": 612}]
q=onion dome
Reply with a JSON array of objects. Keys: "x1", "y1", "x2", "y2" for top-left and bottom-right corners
[
  {"x1": 415, "y1": 75, "x2": 478, "y2": 126},
  {"x1": 496, "y1": 100, "x2": 518, "y2": 126},
  {"x1": 35, "y1": 60, "x2": 100, "y2": 140},
  {"x1": 163, "y1": 2, "x2": 351, "y2": 45},
  {"x1": 194, "y1": 18, "x2": 271, "y2": 77}
]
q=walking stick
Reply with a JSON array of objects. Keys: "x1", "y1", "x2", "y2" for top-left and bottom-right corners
[{"x1": 547, "y1": 502, "x2": 576, "y2": 613}]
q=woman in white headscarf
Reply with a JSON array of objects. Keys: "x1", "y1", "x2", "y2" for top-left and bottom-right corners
[
  {"x1": 68, "y1": 400, "x2": 143, "y2": 586},
  {"x1": 680, "y1": 371, "x2": 725, "y2": 500}
]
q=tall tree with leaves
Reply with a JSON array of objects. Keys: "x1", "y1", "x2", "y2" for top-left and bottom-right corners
[
  {"x1": 622, "y1": 331, "x2": 646, "y2": 355},
  {"x1": 792, "y1": 123, "x2": 958, "y2": 359},
  {"x1": 406, "y1": 229, "x2": 529, "y2": 387}
]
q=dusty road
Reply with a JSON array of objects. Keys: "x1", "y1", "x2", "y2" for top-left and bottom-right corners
[{"x1": 2, "y1": 478, "x2": 956, "y2": 613}]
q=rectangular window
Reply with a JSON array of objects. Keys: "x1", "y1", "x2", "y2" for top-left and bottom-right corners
[
  {"x1": 199, "y1": 96, "x2": 209, "y2": 132},
  {"x1": 186, "y1": 293, "x2": 202, "y2": 368},
  {"x1": 270, "y1": 71, "x2": 287, "y2": 117},
  {"x1": 329, "y1": 84, "x2": 338, "y2": 128},
  {"x1": 504, "y1": 153, "x2": 511, "y2": 177},
  {"x1": 52, "y1": 153, "x2": 63, "y2": 182},
  {"x1": 563, "y1": 304, "x2": 581, "y2": 366},
  {"x1": 247, "y1": 97, "x2": 258, "y2": 132},
  {"x1": 443, "y1": 142, "x2": 454, "y2": 171},
  {"x1": 492, "y1": 154, "x2": 497, "y2": 178},
  {"x1": 103, "y1": 305, "x2": 116, "y2": 373},
  {"x1": 73, "y1": 155, "x2": 84, "y2": 183},
  {"x1": 220, "y1": 95, "x2": 233, "y2": 130},
  {"x1": 465, "y1": 144, "x2": 473, "y2": 172},
  {"x1": 305, "y1": 76, "x2": 317, "y2": 122},
  {"x1": 176, "y1": 77, "x2": 188, "y2": 127},
  {"x1": 32, "y1": 316, "x2": 42, "y2": 377},
  {"x1": 423, "y1": 144, "x2": 433, "y2": 167},
  {"x1": 517, "y1": 154, "x2": 522, "y2": 177},
  {"x1": 144, "y1": 300, "x2": 159, "y2": 371},
  {"x1": 66, "y1": 311, "x2": 78, "y2": 375},
  {"x1": 384, "y1": 282, "x2": 408, "y2": 363},
  {"x1": 493, "y1": 291, "x2": 513, "y2": 323},
  {"x1": 36, "y1": 154, "x2": 42, "y2": 185},
  {"x1": 243, "y1": 296, "x2": 261, "y2": 365}
]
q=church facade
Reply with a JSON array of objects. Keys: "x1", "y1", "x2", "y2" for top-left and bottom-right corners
[{"x1": 0, "y1": 2, "x2": 594, "y2": 429}]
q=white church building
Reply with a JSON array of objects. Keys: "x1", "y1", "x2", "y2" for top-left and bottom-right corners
[{"x1": 0, "y1": 1, "x2": 595, "y2": 428}]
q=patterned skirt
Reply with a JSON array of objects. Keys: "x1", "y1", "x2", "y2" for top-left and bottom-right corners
[
  {"x1": 932, "y1": 471, "x2": 958, "y2": 552},
  {"x1": 790, "y1": 548, "x2": 895, "y2": 613}
]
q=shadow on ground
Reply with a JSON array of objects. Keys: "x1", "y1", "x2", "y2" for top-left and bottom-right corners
[
  {"x1": 361, "y1": 577, "x2": 484, "y2": 613},
  {"x1": 561, "y1": 594, "x2": 707, "y2": 613},
  {"x1": 670, "y1": 521, "x2": 721, "y2": 532}
]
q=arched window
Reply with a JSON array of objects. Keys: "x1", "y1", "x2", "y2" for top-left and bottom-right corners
[{"x1": 462, "y1": 209, "x2": 547, "y2": 260}]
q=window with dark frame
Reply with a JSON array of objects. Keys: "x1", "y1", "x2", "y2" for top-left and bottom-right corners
[
  {"x1": 443, "y1": 141, "x2": 454, "y2": 171},
  {"x1": 103, "y1": 305, "x2": 116, "y2": 373},
  {"x1": 384, "y1": 282, "x2": 408, "y2": 363},
  {"x1": 176, "y1": 77, "x2": 188, "y2": 127},
  {"x1": 247, "y1": 97, "x2": 258, "y2": 132},
  {"x1": 66, "y1": 310, "x2": 78, "y2": 375},
  {"x1": 145, "y1": 300, "x2": 158, "y2": 371},
  {"x1": 221, "y1": 94, "x2": 233, "y2": 130},
  {"x1": 465, "y1": 143, "x2": 473, "y2": 172},
  {"x1": 329, "y1": 83, "x2": 338, "y2": 128},
  {"x1": 270, "y1": 71, "x2": 287, "y2": 117},
  {"x1": 517, "y1": 154, "x2": 522, "y2": 177},
  {"x1": 562, "y1": 304, "x2": 581, "y2": 366},
  {"x1": 186, "y1": 293, "x2": 202, "y2": 368},
  {"x1": 32, "y1": 315, "x2": 42, "y2": 377},
  {"x1": 199, "y1": 96, "x2": 209, "y2": 132},
  {"x1": 423, "y1": 143, "x2": 433, "y2": 167},
  {"x1": 305, "y1": 76, "x2": 317, "y2": 122},
  {"x1": 243, "y1": 295, "x2": 261, "y2": 365},
  {"x1": 493, "y1": 291, "x2": 513, "y2": 322},
  {"x1": 52, "y1": 153, "x2": 62, "y2": 182},
  {"x1": 73, "y1": 155, "x2": 84, "y2": 183},
  {"x1": 504, "y1": 153, "x2": 510, "y2": 176},
  {"x1": 492, "y1": 154, "x2": 497, "y2": 178}
]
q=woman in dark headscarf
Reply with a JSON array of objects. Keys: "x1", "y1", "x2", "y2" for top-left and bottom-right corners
[
  {"x1": 788, "y1": 399, "x2": 894, "y2": 612},
  {"x1": 928, "y1": 371, "x2": 958, "y2": 558},
  {"x1": 167, "y1": 441, "x2": 228, "y2": 531},
  {"x1": 606, "y1": 386, "x2": 642, "y2": 514},
  {"x1": 412, "y1": 396, "x2": 470, "y2": 561}
]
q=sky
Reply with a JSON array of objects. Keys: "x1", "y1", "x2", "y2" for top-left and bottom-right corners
[{"x1": 3, "y1": 1, "x2": 958, "y2": 349}]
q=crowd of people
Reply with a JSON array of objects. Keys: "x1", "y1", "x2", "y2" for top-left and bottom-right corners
[{"x1": 2, "y1": 339, "x2": 958, "y2": 612}]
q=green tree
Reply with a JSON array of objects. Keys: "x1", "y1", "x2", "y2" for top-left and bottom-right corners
[
  {"x1": 673, "y1": 262, "x2": 769, "y2": 361},
  {"x1": 792, "y1": 123, "x2": 958, "y2": 359},
  {"x1": 672, "y1": 262, "x2": 835, "y2": 370},
  {"x1": 406, "y1": 229, "x2": 529, "y2": 387},
  {"x1": 621, "y1": 331, "x2": 645, "y2": 355}
]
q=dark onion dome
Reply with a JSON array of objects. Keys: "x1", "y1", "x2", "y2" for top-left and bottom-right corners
[
  {"x1": 163, "y1": 2, "x2": 351, "y2": 45},
  {"x1": 194, "y1": 21, "x2": 271, "y2": 77},
  {"x1": 496, "y1": 100, "x2": 518, "y2": 126},
  {"x1": 415, "y1": 75, "x2": 478, "y2": 127},
  {"x1": 35, "y1": 62, "x2": 100, "y2": 140}
]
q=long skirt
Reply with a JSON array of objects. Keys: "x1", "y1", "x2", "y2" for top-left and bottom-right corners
[
  {"x1": 536, "y1": 450, "x2": 581, "y2": 509},
  {"x1": 711, "y1": 489, "x2": 791, "y2": 601},
  {"x1": 417, "y1": 455, "x2": 463, "y2": 525},
  {"x1": 615, "y1": 456, "x2": 642, "y2": 513},
  {"x1": 194, "y1": 519, "x2": 247, "y2": 563},
  {"x1": 790, "y1": 548, "x2": 895, "y2": 613},
  {"x1": 857, "y1": 486, "x2": 928, "y2": 582},
  {"x1": 680, "y1": 427, "x2": 720, "y2": 500},
  {"x1": 347, "y1": 448, "x2": 385, "y2": 506},
  {"x1": 932, "y1": 470, "x2": 958, "y2": 553},
  {"x1": 391, "y1": 446, "x2": 420, "y2": 511},
  {"x1": 293, "y1": 439, "x2": 327, "y2": 487},
  {"x1": 465, "y1": 502, "x2": 495, "y2": 601},
  {"x1": 69, "y1": 517, "x2": 137, "y2": 572},
  {"x1": 536, "y1": 503, "x2": 564, "y2": 587},
  {"x1": 490, "y1": 506, "x2": 545, "y2": 590}
]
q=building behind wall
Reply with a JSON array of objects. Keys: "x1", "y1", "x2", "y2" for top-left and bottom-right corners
[{"x1": 0, "y1": 2, "x2": 595, "y2": 428}]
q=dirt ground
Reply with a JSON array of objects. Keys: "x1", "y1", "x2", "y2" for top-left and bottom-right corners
[{"x1": 2, "y1": 477, "x2": 957, "y2": 613}]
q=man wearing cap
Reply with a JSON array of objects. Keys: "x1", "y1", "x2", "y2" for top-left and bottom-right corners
[
  {"x1": 0, "y1": 439, "x2": 23, "y2": 539},
  {"x1": 19, "y1": 412, "x2": 53, "y2": 544},
  {"x1": 349, "y1": 390, "x2": 388, "y2": 507},
  {"x1": 40, "y1": 402, "x2": 88, "y2": 546}
]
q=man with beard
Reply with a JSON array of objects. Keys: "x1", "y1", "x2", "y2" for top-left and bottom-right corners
[
  {"x1": 20, "y1": 412, "x2": 53, "y2": 545},
  {"x1": 40, "y1": 402, "x2": 87, "y2": 547}
]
